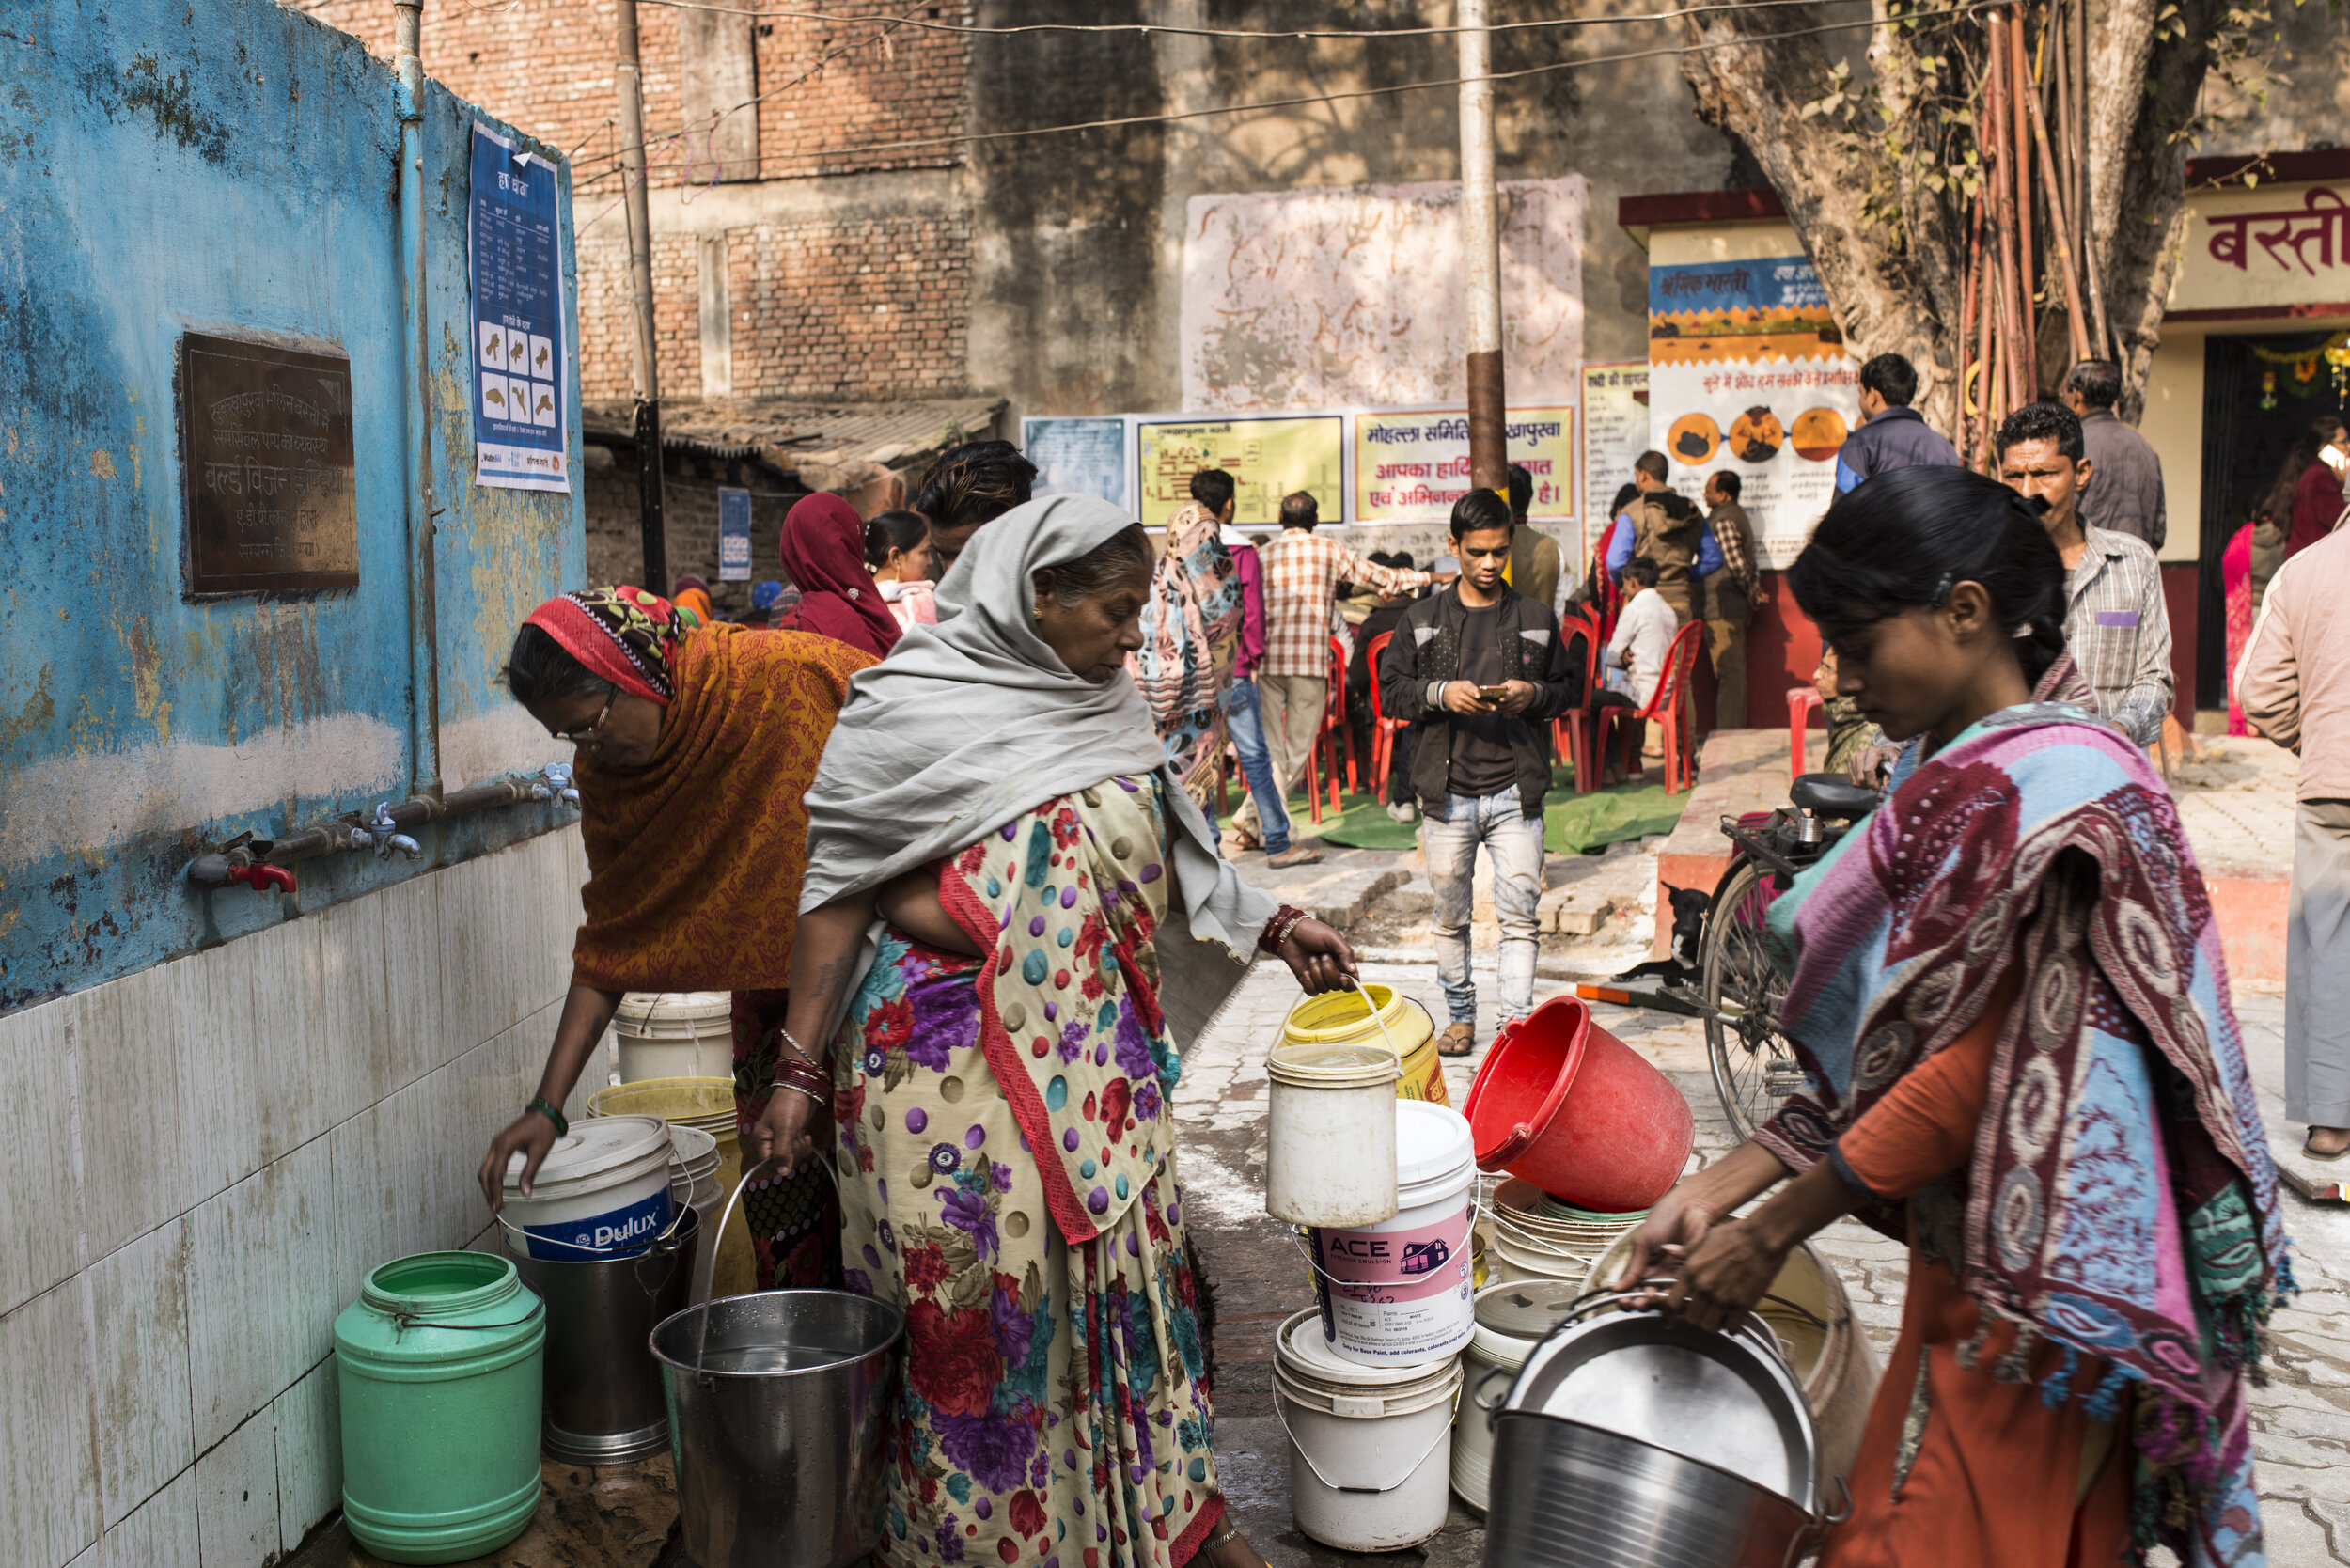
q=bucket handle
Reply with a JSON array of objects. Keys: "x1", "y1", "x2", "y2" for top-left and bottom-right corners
[
  {"x1": 1470, "y1": 1363, "x2": 1513, "y2": 1416},
  {"x1": 1298, "y1": 974, "x2": 1407, "y2": 1066},
  {"x1": 1271, "y1": 1375, "x2": 1461, "y2": 1497},
  {"x1": 693, "y1": 1153, "x2": 840, "y2": 1383},
  {"x1": 1781, "y1": 1475, "x2": 1852, "y2": 1568},
  {"x1": 1286, "y1": 1184, "x2": 1487, "y2": 1292}
]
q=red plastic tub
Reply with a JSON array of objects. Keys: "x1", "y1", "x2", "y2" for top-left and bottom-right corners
[{"x1": 1461, "y1": 996, "x2": 1694, "y2": 1212}]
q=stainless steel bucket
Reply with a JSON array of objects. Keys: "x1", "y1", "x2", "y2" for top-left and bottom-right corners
[
  {"x1": 516, "y1": 1204, "x2": 700, "y2": 1464},
  {"x1": 1484, "y1": 1413, "x2": 1821, "y2": 1568},
  {"x1": 650, "y1": 1290, "x2": 903, "y2": 1568}
]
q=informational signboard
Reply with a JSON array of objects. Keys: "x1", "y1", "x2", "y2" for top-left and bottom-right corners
[
  {"x1": 179, "y1": 332, "x2": 358, "y2": 595},
  {"x1": 1352, "y1": 407, "x2": 1577, "y2": 524},
  {"x1": 2173, "y1": 180, "x2": 2350, "y2": 315},
  {"x1": 1648, "y1": 257, "x2": 1857, "y2": 569},
  {"x1": 1134, "y1": 414, "x2": 1346, "y2": 530},
  {"x1": 468, "y1": 123, "x2": 570, "y2": 493},
  {"x1": 1580, "y1": 361, "x2": 1650, "y2": 557},
  {"x1": 717, "y1": 486, "x2": 752, "y2": 581},
  {"x1": 1023, "y1": 416, "x2": 1130, "y2": 511}
]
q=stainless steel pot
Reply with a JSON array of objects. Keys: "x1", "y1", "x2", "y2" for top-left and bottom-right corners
[
  {"x1": 516, "y1": 1205, "x2": 699, "y2": 1464},
  {"x1": 1479, "y1": 1290, "x2": 1840, "y2": 1568},
  {"x1": 650, "y1": 1290, "x2": 902, "y2": 1568}
]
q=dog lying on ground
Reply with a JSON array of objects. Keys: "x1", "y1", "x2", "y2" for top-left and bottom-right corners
[{"x1": 1610, "y1": 883, "x2": 1711, "y2": 990}]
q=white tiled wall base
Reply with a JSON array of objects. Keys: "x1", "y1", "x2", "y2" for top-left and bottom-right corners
[{"x1": 1, "y1": 827, "x2": 590, "y2": 1568}]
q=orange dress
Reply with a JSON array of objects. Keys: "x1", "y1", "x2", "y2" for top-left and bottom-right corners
[{"x1": 1821, "y1": 972, "x2": 2131, "y2": 1568}]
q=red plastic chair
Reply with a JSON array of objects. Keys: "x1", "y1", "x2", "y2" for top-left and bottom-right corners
[
  {"x1": 1787, "y1": 687, "x2": 1825, "y2": 778},
  {"x1": 1363, "y1": 630, "x2": 1409, "y2": 802},
  {"x1": 1302, "y1": 635, "x2": 1354, "y2": 823},
  {"x1": 1550, "y1": 605, "x2": 1606, "y2": 796},
  {"x1": 1607, "y1": 620, "x2": 1704, "y2": 793}
]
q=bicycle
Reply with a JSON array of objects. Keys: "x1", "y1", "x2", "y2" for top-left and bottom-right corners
[{"x1": 1581, "y1": 772, "x2": 1881, "y2": 1138}]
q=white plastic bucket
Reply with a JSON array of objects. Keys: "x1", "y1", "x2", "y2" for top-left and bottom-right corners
[
  {"x1": 1272, "y1": 1308, "x2": 1462, "y2": 1552},
  {"x1": 1450, "y1": 1278, "x2": 1583, "y2": 1511},
  {"x1": 666, "y1": 1125, "x2": 725, "y2": 1307},
  {"x1": 1306, "y1": 1101, "x2": 1477, "y2": 1367},
  {"x1": 501, "y1": 1113, "x2": 676, "y2": 1262},
  {"x1": 613, "y1": 992, "x2": 735, "y2": 1083},
  {"x1": 1266, "y1": 1042, "x2": 1400, "y2": 1229}
]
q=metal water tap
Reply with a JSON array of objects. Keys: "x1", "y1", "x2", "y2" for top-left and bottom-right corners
[
  {"x1": 227, "y1": 862, "x2": 295, "y2": 893},
  {"x1": 541, "y1": 761, "x2": 578, "y2": 807},
  {"x1": 366, "y1": 803, "x2": 421, "y2": 859}
]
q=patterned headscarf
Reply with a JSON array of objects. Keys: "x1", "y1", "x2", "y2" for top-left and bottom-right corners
[{"x1": 523, "y1": 586, "x2": 689, "y2": 705}]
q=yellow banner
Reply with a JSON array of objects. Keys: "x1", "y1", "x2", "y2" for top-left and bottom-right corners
[{"x1": 1134, "y1": 415, "x2": 1346, "y2": 529}]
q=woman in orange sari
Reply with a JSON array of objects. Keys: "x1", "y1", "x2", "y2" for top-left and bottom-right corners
[
  {"x1": 477, "y1": 585, "x2": 875, "y2": 1287},
  {"x1": 1624, "y1": 468, "x2": 2286, "y2": 1567}
]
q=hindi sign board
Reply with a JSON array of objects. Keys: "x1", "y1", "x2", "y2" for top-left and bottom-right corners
[
  {"x1": 1023, "y1": 416, "x2": 1131, "y2": 510},
  {"x1": 1351, "y1": 408, "x2": 1576, "y2": 524},
  {"x1": 717, "y1": 486, "x2": 752, "y2": 581},
  {"x1": 1648, "y1": 256, "x2": 1857, "y2": 569},
  {"x1": 1579, "y1": 362, "x2": 1649, "y2": 560},
  {"x1": 2173, "y1": 180, "x2": 2350, "y2": 314},
  {"x1": 1133, "y1": 414, "x2": 1346, "y2": 530},
  {"x1": 469, "y1": 123, "x2": 570, "y2": 493},
  {"x1": 179, "y1": 333, "x2": 358, "y2": 596}
]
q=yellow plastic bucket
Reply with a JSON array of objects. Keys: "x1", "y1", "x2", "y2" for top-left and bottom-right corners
[
  {"x1": 587, "y1": 1077, "x2": 758, "y2": 1298},
  {"x1": 1279, "y1": 983, "x2": 1447, "y2": 1107}
]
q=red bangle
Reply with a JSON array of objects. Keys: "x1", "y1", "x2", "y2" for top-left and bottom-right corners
[{"x1": 1258, "y1": 904, "x2": 1308, "y2": 955}]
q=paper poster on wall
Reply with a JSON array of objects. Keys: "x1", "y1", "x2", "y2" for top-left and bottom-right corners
[
  {"x1": 717, "y1": 486, "x2": 752, "y2": 581},
  {"x1": 1579, "y1": 362, "x2": 1649, "y2": 562},
  {"x1": 1352, "y1": 408, "x2": 1576, "y2": 525},
  {"x1": 1023, "y1": 416, "x2": 1131, "y2": 511},
  {"x1": 1648, "y1": 257, "x2": 1856, "y2": 568},
  {"x1": 1133, "y1": 414, "x2": 1346, "y2": 530},
  {"x1": 468, "y1": 123, "x2": 570, "y2": 493}
]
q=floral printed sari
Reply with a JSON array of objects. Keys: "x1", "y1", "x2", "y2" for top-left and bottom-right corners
[{"x1": 834, "y1": 775, "x2": 1223, "y2": 1568}]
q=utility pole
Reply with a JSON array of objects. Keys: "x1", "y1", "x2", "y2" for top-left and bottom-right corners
[
  {"x1": 615, "y1": 0, "x2": 667, "y2": 589},
  {"x1": 1457, "y1": 0, "x2": 1506, "y2": 494}
]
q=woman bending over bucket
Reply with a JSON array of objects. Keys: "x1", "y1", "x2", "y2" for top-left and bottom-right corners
[
  {"x1": 760, "y1": 495, "x2": 1358, "y2": 1568},
  {"x1": 477, "y1": 586, "x2": 874, "y2": 1289},
  {"x1": 1621, "y1": 465, "x2": 2288, "y2": 1568}
]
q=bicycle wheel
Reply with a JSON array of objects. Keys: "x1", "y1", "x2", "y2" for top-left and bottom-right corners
[{"x1": 1701, "y1": 857, "x2": 1803, "y2": 1139}]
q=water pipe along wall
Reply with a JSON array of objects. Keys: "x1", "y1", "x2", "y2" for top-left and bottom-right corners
[{"x1": 0, "y1": 4, "x2": 589, "y2": 1563}]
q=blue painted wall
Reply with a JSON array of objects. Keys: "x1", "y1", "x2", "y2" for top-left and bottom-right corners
[{"x1": 0, "y1": 0, "x2": 588, "y2": 1011}]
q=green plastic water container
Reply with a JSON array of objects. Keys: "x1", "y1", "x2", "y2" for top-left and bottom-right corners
[{"x1": 335, "y1": 1251, "x2": 547, "y2": 1563}]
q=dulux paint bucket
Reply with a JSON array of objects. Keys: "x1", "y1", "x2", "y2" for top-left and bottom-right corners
[
  {"x1": 1305, "y1": 1100, "x2": 1478, "y2": 1368},
  {"x1": 1272, "y1": 1308, "x2": 1463, "y2": 1552},
  {"x1": 502, "y1": 1114, "x2": 677, "y2": 1262}
]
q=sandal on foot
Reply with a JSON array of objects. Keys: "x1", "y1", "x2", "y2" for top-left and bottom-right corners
[
  {"x1": 2304, "y1": 1130, "x2": 2350, "y2": 1163},
  {"x1": 1265, "y1": 846, "x2": 1323, "y2": 869},
  {"x1": 1437, "y1": 1021, "x2": 1477, "y2": 1058}
]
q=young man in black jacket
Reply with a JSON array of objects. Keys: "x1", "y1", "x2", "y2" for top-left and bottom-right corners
[{"x1": 1378, "y1": 490, "x2": 1581, "y2": 1055}]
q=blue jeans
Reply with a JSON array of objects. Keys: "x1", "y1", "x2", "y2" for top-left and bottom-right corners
[
  {"x1": 1422, "y1": 785, "x2": 1544, "y2": 1026},
  {"x1": 1222, "y1": 677, "x2": 1292, "y2": 854}
]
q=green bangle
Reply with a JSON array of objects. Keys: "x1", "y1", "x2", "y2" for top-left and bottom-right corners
[{"x1": 528, "y1": 1096, "x2": 570, "y2": 1139}]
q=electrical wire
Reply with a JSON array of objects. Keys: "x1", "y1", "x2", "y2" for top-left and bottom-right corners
[
  {"x1": 633, "y1": 0, "x2": 1851, "y2": 39},
  {"x1": 572, "y1": 0, "x2": 2007, "y2": 191}
]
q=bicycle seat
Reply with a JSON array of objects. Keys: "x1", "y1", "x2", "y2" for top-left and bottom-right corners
[{"x1": 1789, "y1": 774, "x2": 1881, "y2": 820}]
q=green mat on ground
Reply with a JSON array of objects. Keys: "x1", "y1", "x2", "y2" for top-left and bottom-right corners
[{"x1": 1294, "y1": 765, "x2": 1690, "y2": 855}]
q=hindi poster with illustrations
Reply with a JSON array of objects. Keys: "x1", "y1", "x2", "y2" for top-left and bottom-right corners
[
  {"x1": 469, "y1": 122, "x2": 570, "y2": 493},
  {"x1": 1352, "y1": 408, "x2": 1576, "y2": 525},
  {"x1": 1133, "y1": 414, "x2": 1346, "y2": 530}
]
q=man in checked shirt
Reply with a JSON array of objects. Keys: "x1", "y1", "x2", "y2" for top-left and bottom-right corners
[
  {"x1": 1997, "y1": 402, "x2": 2173, "y2": 747},
  {"x1": 1227, "y1": 491, "x2": 1441, "y2": 852}
]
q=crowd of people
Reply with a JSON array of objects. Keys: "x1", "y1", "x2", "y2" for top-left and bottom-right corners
[{"x1": 462, "y1": 356, "x2": 2344, "y2": 1567}]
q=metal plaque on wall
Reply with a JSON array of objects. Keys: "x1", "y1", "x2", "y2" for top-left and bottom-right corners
[{"x1": 180, "y1": 332, "x2": 359, "y2": 595}]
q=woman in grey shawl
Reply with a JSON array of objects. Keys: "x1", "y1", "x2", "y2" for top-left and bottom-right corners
[{"x1": 758, "y1": 495, "x2": 1355, "y2": 1568}]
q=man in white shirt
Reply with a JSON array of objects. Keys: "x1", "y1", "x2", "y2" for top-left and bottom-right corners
[{"x1": 1605, "y1": 558, "x2": 1676, "y2": 708}]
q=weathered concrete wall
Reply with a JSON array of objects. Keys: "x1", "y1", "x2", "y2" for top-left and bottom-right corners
[
  {"x1": 0, "y1": 6, "x2": 589, "y2": 1565},
  {"x1": 0, "y1": 0, "x2": 588, "y2": 1011}
]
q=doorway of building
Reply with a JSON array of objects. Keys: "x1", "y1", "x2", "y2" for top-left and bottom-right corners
[{"x1": 2195, "y1": 330, "x2": 2350, "y2": 709}]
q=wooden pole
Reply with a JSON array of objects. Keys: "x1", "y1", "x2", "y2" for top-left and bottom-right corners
[
  {"x1": 1961, "y1": 196, "x2": 1985, "y2": 463},
  {"x1": 2008, "y1": 7, "x2": 2036, "y2": 392},
  {"x1": 2025, "y1": 71, "x2": 2093, "y2": 363},
  {"x1": 1458, "y1": 0, "x2": 1508, "y2": 493},
  {"x1": 1984, "y1": 15, "x2": 2029, "y2": 415},
  {"x1": 616, "y1": 0, "x2": 666, "y2": 588}
]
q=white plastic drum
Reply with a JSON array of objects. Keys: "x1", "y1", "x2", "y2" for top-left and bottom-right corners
[
  {"x1": 1266, "y1": 1042, "x2": 1400, "y2": 1228},
  {"x1": 612, "y1": 992, "x2": 735, "y2": 1083},
  {"x1": 501, "y1": 1113, "x2": 676, "y2": 1262},
  {"x1": 1450, "y1": 1278, "x2": 1583, "y2": 1511},
  {"x1": 1272, "y1": 1309, "x2": 1463, "y2": 1552},
  {"x1": 1306, "y1": 1101, "x2": 1478, "y2": 1367}
]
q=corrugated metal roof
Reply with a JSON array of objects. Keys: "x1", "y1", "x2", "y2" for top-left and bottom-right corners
[{"x1": 581, "y1": 396, "x2": 1006, "y2": 470}]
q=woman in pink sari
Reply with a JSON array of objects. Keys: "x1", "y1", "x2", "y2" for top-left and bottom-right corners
[{"x1": 2221, "y1": 521, "x2": 2254, "y2": 735}]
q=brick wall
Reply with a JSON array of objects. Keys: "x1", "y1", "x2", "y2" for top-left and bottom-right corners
[
  {"x1": 302, "y1": 0, "x2": 966, "y2": 187},
  {"x1": 586, "y1": 451, "x2": 806, "y2": 611}
]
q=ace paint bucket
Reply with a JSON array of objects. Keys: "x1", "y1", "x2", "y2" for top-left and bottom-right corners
[{"x1": 1305, "y1": 1101, "x2": 1478, "y2": 1368}]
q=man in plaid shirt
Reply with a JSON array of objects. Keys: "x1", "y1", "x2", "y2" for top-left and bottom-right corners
[
  {"x1": 1998, "y1": 402, "x2": 2173, "y2": 747},
  {"x1": 1229, "y1": 491, "x2": 1438, "y2": 850}
]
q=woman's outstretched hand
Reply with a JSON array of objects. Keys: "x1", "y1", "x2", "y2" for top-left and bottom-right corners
[
  {"x1": 1612, "y1": 1183, "x2": 1719, "y2": 1297},
  {"x1": 1662, "y1": 1220, "x2": 1788, "y2": 1334},
  {"x1": 1278, "y1": 918, "x2": 1358, "y2": 994},
  {"x1": 478, "y1": 1109, "x2": 559, "y2": 1213}
]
